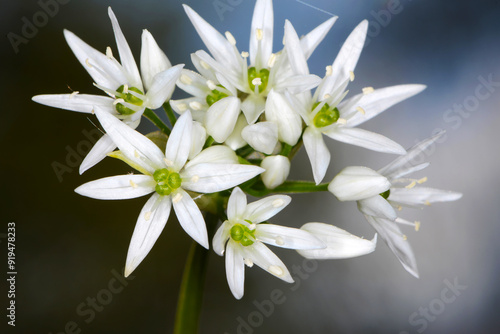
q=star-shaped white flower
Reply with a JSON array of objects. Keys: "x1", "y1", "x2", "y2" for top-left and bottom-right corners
[
  {"x1": 32, "y1": 7, "x2": 183, "y2": 174},
  {"x1": 213, "y1": 187, "x2": 324, "y2": 299},
  {"x1": 75, "y1": 108, "x2": 264, "y2": 277},
  {"x1": 328, "y1": 131, "x2": 462, "y2": 277},
  {"x1": 285, "y1": 19, "x2": 427, "y2": 184}
]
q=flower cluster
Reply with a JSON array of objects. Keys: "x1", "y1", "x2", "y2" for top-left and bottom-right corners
[{"x1": 33, "y1": 0, "x2": 461, "y2": 299}]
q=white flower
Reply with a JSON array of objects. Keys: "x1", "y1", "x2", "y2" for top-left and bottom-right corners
[
  {"x1": 32, "y1": 7, "x2": 183, "y2": 174},
  {"x1": 328, "y1": 131, "x2": 462, "y2": 277},
  {"x1": 75, "y1": 108, "x2": 264, "y2": 277},
  {"x1": 285, "y1": 19, "x2": 427, "y2": 184},
  {"x1": 260, "y1": 155, "x2": 290, "y2": 189},
  {"x1": 213, "y1": 187, "x2": 324, "y2": 299},
  {"x1": 297, "y1": 223, "x2": 377, "y2": 260},
  {"x1": 180, "y1": 0, "x2": 335, "y2": 142}
]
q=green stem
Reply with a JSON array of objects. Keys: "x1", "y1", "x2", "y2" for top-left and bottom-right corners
[
  {"x1": 173, "y1": 212, "x2": 219, "y2": 334},
  {"x1": 163, "y1": 102, "x2": 178, "y2": 127},
  {"x1": 143, "y1": 108, "x2": 171, "y2": 135},
  {"x1": 245, "y1": 180, "x2": 329, "y2": 197}
]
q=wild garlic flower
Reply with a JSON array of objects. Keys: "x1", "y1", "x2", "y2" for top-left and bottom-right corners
[
  {"x1": 285, "y1": 19, "x2": 426, "y2": 184},
  {"x1": 32, "y1": 7, "x2": 183, "y2": 173},
  {"x1": 328, "y1": 131, "x2": 462, "y2": 277},
  {"x1": 75, "y1": 109, "x2": 264, "y2": 277},
  {"x1": 213, "y1": 187, "x2": 324, "y2": 299}
]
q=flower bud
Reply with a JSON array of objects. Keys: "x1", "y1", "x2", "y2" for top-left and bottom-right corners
[
  {"x1": 261, "y1": 155, "x2": 290, "y2": 189},
  {"x1": 328, "y1": 166, "x2": 390, "y2": 201}
]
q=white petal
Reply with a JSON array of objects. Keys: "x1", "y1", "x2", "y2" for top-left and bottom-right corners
[
  {"x1": 205, "y1": 97, "x2": 241, "y2": 143},
  {"x1": 241, "y1": 122, "x2": 278, "y2": 155},
  {"x1": 170, "y1": 97, "x2": 207, "y2": 121},
  {"x1": 225, "y1": 114, "x2": 249, "y2": 150},
  {"x1": 165, "y1": 111, "x2": 193, "y2": 171},
  {"x1": 75, "y1": 175, "x2": 155, "y2": 200},
  {"x1": 183, "y1": 5, "x2": 240, "y2": 72},
  {"x1": 285, "y1": 20, "x2": 309, "y2": 75},
  {"x1": 256, "y1": 224, "x2": 324, "y2": 250},
  {"x1": 284, "y1": 90, "x2": 312, "y2": 124},
  {"x1": 389, "y1": 188, "x2": 463, "y2": 207},
  {"x1": 385, "y1": 162, "x2": 430, "y2": 180},
  {"x1": 172, "y1": 188, "x2": 209, "y2": 248},
  {"x1": 191, "y1": 52, "x2": 218, "y2": 82},
  {"x1": 140, "y1": 29, "x2": 172, "y2": 91},
  {"x1": 63, "y1": 29, "x2": 127, "y2": 89},
  {"x1": 364, "y1": 215, "x2": 419, "y2": 278},
  {"x1": 124, "y1": 193, "x2": 171, "y2": 277},
  {"x1": 318, "y1": 20, "x2": 368, "y2": 98},
  {"x1": 108, "y1": 7, "x2": 142, "y2": 89},
  {"x1": 213, "y1": 222, "x2": 231, "y2": 256},
  {"x1": 241, "y1": 242, "x2": 293, "y2": 283},
  {"x1": 274, "y1": 74, "x2": 321, "y2": 94},
  {"x1": 244, "y1": 195, "x2": 291, "y2": 223},
  {"x1": 79, "y1": 134, "x2": 116, "y2": 174},
  {"x1": 297, "y1": 222, "x2": 377, "y2": 259},
  {"x1": 325, "y1": 127, "x2": 406, "y2": 155},
  {"x1": 145, "y1": 64, "x2": 184, "y2": 109},
  {"x1": 345, "y1": 84, "x2": 427, "y2": 127},
  {"x1": 94, "y1": 106, "x2": 165, "y2": 173},
  {"x1": 227, "y1": 187, "x2": 247, "y2": 221},
  {"x1": 189, "y1": 121, "x2": 207, "y2": 160},
  {"x1": 328, "y1": 166, "x2": 390, "y2": 201},
  {"x1": 185, "y1": 145, "x2": 238, "y2": 169},
  {"x1": 265, "y1": 90, "x2": 302, "y2": 146},
  {"x1": 225, "y1": 241, "x2": 245, "y2": 299},
  {"x1": 357, "y1": 195, "x2": 398, "y2": 221},
  {"x1": 241, "y1": 94, "x2": 266, "y2": 124},
  {"x1": 301, "y1": 16, "x2": 338, "y2": 60},
  {"x1": 260, "y1": 155, "x2": 291, "y2": 189},
  {"x1": 181, "y1": 163, "x2": 264, "y2": 193},
  {"x1": 303, "y1": 127, "x2": 330, "y2": 185},
  {"x1": 378, "y1": 131, "x2": 445, "y2": 178},
  {"x1": 249, "y1": 0, "x2": 273, "y2": 68},
  {"x1": 32, "y1": 94, "x2": 114, "y2": 114}
]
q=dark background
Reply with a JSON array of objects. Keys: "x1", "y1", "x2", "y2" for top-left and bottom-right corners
[{"x1": 2, "y1": 0, "x2": 500, "y2": 333}]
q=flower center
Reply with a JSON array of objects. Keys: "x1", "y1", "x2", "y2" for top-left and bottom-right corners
[
  {"x1": 115, "y1": 85, "x2": 144, "y2": 115},
  {"x1": 153, "y1": 168, "x2": 182, "y2": 196},
  {"x1": 248, "y1": 67, "x2": 270, "y2": 93},
  {"x1": 206, "y1": 87, "x2": 229, "y2": 106},
  {"x1": 312, "y1": 102, "x2": 340, "y2": 128},
  {"x1": 230, "y1": 223, "x2": 256, "y2": 246},
  {"x1": 379, "y1": 189, "x2": 391, "y2": 199}
]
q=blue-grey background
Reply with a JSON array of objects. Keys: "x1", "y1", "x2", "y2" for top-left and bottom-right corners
[{"x1": 1, "y1": 0, "x2": 499, "y2": 333}]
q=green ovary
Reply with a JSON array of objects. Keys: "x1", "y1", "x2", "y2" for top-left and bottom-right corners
[
  {"x1": 312, "y1": 102, "x2": 340, "y2": 128},
  {"x1": 230, "y1": 223, "x2": 256, "y2": 247},
  {"x1": 115, "y1": 85, "x2": 144, "y2": 115},
  {"x1": 248, "y1": 67, "x2": 270, "y2": 93},
  {"x1": 206, "y1": 88, "x2": 229, "y2": 106},
  {"x1": 153, "y1": 168, "x2": 182, "y2": 196}
]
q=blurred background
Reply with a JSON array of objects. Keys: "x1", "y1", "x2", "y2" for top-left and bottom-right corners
[{"x1": 1, "y1": 0, "x2": 500, "y2": 333}]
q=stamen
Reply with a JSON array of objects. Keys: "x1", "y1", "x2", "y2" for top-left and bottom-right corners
[
  {"x1": 129, "y1": 180, "x2": 138, "y2": 188},
  {"x1": 275, "y1": 236, "x2": 285, "y2": 246},
  {"x1": 190, "y1": 175, "x2": 199, "y2": 183},
  {"x1": 69, "y1": 91, "x2": 79, "y2": 99},
  {"x1": 402, "y1": 235, "x2": 408, "y2": 241},
  {"x1": 134, "y1": 150, "x2": 140, "y2": 158},
  {"x1": 424, "y1": 200, "x2": 431, "y2": 206},
  {"x1": 362, "y1": 87, "x2": 374, "y2": 95},
  {"x1": 113, "y1": 98, "x2": 125, "y2": 105},
  {"x1": 225, "y1": 31, "x2": 236, "y2": 45},
  {"x1": 248, "y1": 223, "x2": 256, "y2": 230},
  {"x1": 200, "y1": 60, "x2": 211, "y2": 69},
  {"x1": 180, "y1": 74, "x2": 192, "y2": 85},
  {"x1": 323, "y1": 94, "x2": 331, "y2": 100},
  {"x1": 417, "y1": 177, "x2": 428, "y2": 184},
  {"x1": 415, "y1": 221, "x2": 421, "y2": 232},
  {"x1": 123, "y1": 84, "x2": 129, "y2": 94},
  {"x1": 106, "y1": 47, "x2": 113, "y2": 59},
  {"x1": 244, "y1": 258, "x2": 254, "y2": 267},
  {"x1": 144, "y1": 211, "x2": 152, "y2": 221},
  {"x1": 173, "y1": 193, "x2": 183, "y2": 204},
  {"x1": 256, "y1": 28, "x2": 263, "y2": 41},
  {"x1": 206, "y1": 80, "x2": 217, "y2": 91},
  {"x1": 189, "y1": 101, "x2": 203, "y2": 110},
  {"x1": 252, "y1": 78, "x2": 262, "y2": 86},
  {"x1": 85, "y1": 58, "x2": 93, "y2": 68},
  {"x1": 405, "y1": 181, "x2": 417, "y2": 189},
  {"x1": 337, "y1": 118, "x2": 347, "y2": 125},
  {"x1": 397, "y1": 206, "x2": 403, "y2": 211},
  {"x1": 356, "y1": 106, "x2": 366, "y2": 115},
  {"x1": 163, "y1": 158, "x2": 174, "y2": 167},
  {"x1": 325, "y1": 65, "x2": 333, "y2": 76},
  {"x1": 269, "y1": 265, "x2": 284, "y2": 277},
  {"x1": 272, "y1": 198, "x2": 285, "y2": 208},
  {"x1": 176, "y1": 103, "x2": 187, "y2": 112},
  {"x1": 241, "y1": 51, "x2": 249, "y2": 58},
  {"x1": 267, "y1": 53, "x2": 276, "y2": 68},
  {"x1": 349, "y1": 71, "x2": 355, "y2": 81}
]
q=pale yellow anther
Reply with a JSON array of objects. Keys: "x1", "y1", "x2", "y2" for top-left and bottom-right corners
[
  {"x1": 200, "y1": 60, "x2": 211, "y2": 70},
  {"x1": 272, "y1": 198, "x2": 285, "y2": 208},
  {"x1": 248, "y1": 223, "x2": 256, "y2": 230},
  {"x1": 397, "y1": 206, "x2": 403, "y2": 211},
  {"x1": 267, "y1": 53, "x2": 276, "y2": 68},
  {"x1": 190, "y1": 175, "x2": 200, "y2": 183},
  {"x1": 134, "y1": 150, "x2": 140, "y2": 158},
  {"x1": 129, "y1": 180, "x2": 138, "y2": 188},
  {"x1": 337, "y1": 118, "x2": 347, "y2": 125},
  {"x1": 144, "y1": 211, "x2": 152, "y2": 221},
  {"x1": 256, "y1": 28, "x2": 263, "y2": 41},
  {"x1": 325, "y1": 65, "x2": 333, "y2": 76},
  {"x1": 91, "y1": 108, "x2": 95, "y2": 115},
  {"x1": 252, "y1": 78, "x2": 262, "y2": 86},
  {"x1": 69, "y1": 91, "x2": 79, "y2": 99},
  {"x1": 275, "y1": 236, "x2": 285, "y2": 246},
  {"x1": 189, "y1": 101, "x2": 203, "y2": 110},
  {"x1": 415, "y1": 221, "x2": 421, "y2": 232},
  {"x1": 241, "y1": 51, "x2": 249, "y2": 58},
  {"x1": 225, "y1": 31, "x2": 236, "y2": 45},
  {"x1": 362, "y1": 87, "x2": 374, "y2": 95},
  {"x1": 356, "y1": 106, "x2": 366, "y2": 115},
  {"x1": 269, "y1": 265, "x2": 284, "y2": 277},
  {"x1": 113, "y1": 98, "x2": 125, "y2": 105},
  {"x1": 403, "y1": 234, "x2": 408, "y2": 241},
  {"x1": 106, "y1": 46, "x2": 113, "y2": 59},
  {"x1": 163, "y1": 158, "x2": 174, "y2": 167},
  {"x1": 417, "y1": 177, "x2": 428, "y2": 184},
  {"x1": 123, "y1": 84, "x2": 129, "y2": 94},
  {"x1": 323, "y1": 94, "x2": 331, "y2": 100},
  {"x1": 349, "y1": 71, "x2": 355, "y2": 81},
  {"x1": 206, "y1": 80, "x2": 217, "y2": 91},
  {"x1": 244, "y1": 258, "x2": 254, "y2": 267},
  {"x1": 424, "y1": 200, "x2": 431, "y2": 206},
  {"x1": 176, "y1": 103, "x2": 188, "y2": 112},
  {"x1": 173, "y1": 193, "x2": 183, "y2": 204},
  {"x1": 405, "y1": 181, "x2": 417, "y2": 189},
  {"x1": 85, "y1": 58, "x2": 93, "y2": 68},
  {"x1": 180, "y1": 74, "x2": 192, "y2": 85}
]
